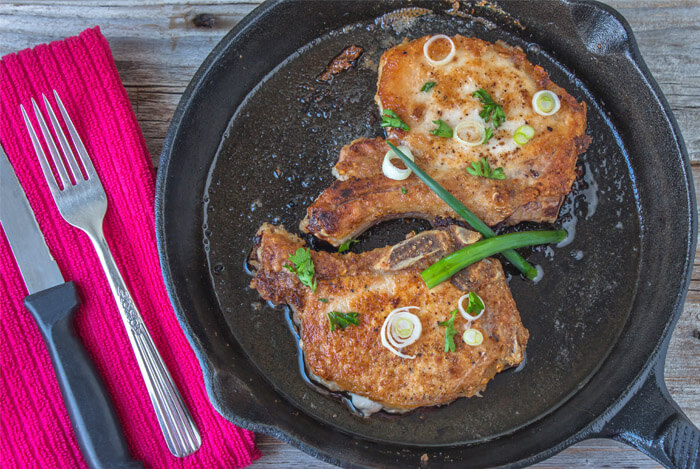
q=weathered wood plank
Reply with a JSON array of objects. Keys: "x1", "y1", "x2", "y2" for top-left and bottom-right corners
[
  {"x1": 252, "y1": 432, "x2": 669, "y2": 468},
  {"x1": 0, "y1": 2, "x2": 258, "y2": 89},
  {"x1": 0, "y1": 1, "x2": 697, "y2": 468},
  {"x1": 122, "y1": 85, "x2": 181, "y2": 161},
  {"x1": 607, "y1": 1, "x2": 700, "y2": 163}
]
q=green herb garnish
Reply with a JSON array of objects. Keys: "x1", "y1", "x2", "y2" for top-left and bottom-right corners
[
  {"x1": 429, "y1": 119, "x2": 453, "y2": 138},
  {"x1": 421, "y1": 230, "x2": 566, "y2": 288},
  {"x1": 483, "y1": 126, "x2": 494, "y2": 143},
  {"x1": 466, "y1": 157, "x2": 505, "y2": 180},
  {"x1": 473, "y1": 88, "x2": 506, "y2": 128},
  {"x1": 338, "y1": 239, "x2": 359, "y2": 253},
  {"x1": 386, "y1": 142, "x2": 538, "y2": 280},
  {"x1": 400, "y1": 186, "x2": 408, "y2": 194},
  {"x1": 283, "y1": 247, "x2": 317, "y2": 292},
  {"x1": 420, "y1": 81, "x2": 436, "y2": 92},
  {"x1": 438, "y1": 310, "x2": 459, "y2": 352},
  {"x1": 465, "y1": 292, "x2": 484, "y2": 317},
  {"x1": 380, "y1": 109, "x2": 410, "y2": 131},
  {"x1": 328, "y1": 312, "x2": 360, "y2": 331},
  {"x1": 319, "y1": 298, "x2": 329, "y2": 303}
]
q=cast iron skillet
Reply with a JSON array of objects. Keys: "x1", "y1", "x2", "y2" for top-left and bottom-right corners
[{"x1": 155, "y1": 0, "x2": 699, "y2": 467}]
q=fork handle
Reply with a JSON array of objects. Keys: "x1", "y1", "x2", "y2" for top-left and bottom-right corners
[{"x1": 87, "y1": 228, "x2": 201, "y2": 458}]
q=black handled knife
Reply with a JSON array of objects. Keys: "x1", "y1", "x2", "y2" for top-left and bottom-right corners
[{"x1": 0, "y1": 144, "x2": 142, "y2": 469}]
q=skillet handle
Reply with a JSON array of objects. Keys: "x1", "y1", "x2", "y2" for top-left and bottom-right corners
[{"x1": 598, "y1": 359, "x2": 699, "y2": 468}]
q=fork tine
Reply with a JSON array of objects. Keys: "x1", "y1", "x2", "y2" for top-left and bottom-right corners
[
  {"x1": 53, "y1": 90, "x2": 98, "y2": 181},
  {"x1": 21, "y1": 104, "x2": 61, "y2": 197},
  {"x1": 31, "y1": 97, "x2": 71, "y2": 189},
  {"x1": 43, "y1": 93, "x2": 84, "y2": 182}
]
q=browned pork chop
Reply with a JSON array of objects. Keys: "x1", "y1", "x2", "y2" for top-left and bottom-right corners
[
  {"x1": 301, "y1": 35, "x2": 590, "y2": 246},
  {"x1": 249, "y1": 223, "x2": 528, "y2": 413}
]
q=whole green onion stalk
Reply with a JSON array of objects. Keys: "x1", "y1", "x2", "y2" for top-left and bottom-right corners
[
  {"x1": 386, "y1": 142, "x2": 556, "y2": 281},
  {"x1": 421, "y1": 230, "x2": 566, "y2": 288}
]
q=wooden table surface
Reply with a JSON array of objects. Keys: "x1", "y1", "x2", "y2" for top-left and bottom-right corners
[{"x1": 1, "y1": 1, "x2": 697, "y2": 467}]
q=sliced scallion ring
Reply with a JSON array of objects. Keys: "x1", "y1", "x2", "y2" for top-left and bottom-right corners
[
  {"x1": 513, "y1": 124, "x2": 535, "y2": 145},
  {"x1": 516, "y1": 124, "x2": 535, "y2": 139},
  {"x1": 380, "y1": 307, "x2": 422, "y2": 359},
  {"x1": 382, "y1": 145, "x2": 414, "y2": 180},
  {"x1": 454, "y1": 120, "x2": 486, "y2": 147},
  {"x1": 513, "y1": 133, "x2": 529, "y2": 145},
  {"x1": 463, "y1": 328, "x2": 484, "y2": 346},
  {"x1": 458, "y1": 293, "x2": 484, "y2": 321},
  {"x1": 423, "y1": 35, "x2": 456, "y2": 67},
  {"x1": 392, "y1": 316, "x2": 415, "y2": 339},
  {"x1": 532, "y1": 90, "x2": 561, "y2": 116}
]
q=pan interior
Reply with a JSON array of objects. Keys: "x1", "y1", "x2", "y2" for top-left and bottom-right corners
[{"x1": 202, "y1": 12, "x2": 640, "y2": 445}]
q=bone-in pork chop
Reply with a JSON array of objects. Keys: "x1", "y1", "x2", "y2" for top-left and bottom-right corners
[
  {"x1": 301, "y1": 35, "x2": 590, "y2": 246},
  {"x1": 249, "y1": 223, "x2": 528, "y2": 413}
]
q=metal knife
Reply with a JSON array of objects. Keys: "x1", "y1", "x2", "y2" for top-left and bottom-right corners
[{"x1": 0, "y1": 144, "x2": 142, "y2": 469}]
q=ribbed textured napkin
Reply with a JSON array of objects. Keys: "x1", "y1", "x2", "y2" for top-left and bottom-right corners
[{"x1": 0, "y1": 27, "x2": 259, "y2": 468}]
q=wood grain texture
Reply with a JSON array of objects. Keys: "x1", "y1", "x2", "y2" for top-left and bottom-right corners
[{"x1": 0, "y1": 1, "x2": 697, "y2": 467}]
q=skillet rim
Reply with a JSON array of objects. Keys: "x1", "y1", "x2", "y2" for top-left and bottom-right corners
[{"x1": 154, "y1": 0, "x2": 697, "y2": 466}]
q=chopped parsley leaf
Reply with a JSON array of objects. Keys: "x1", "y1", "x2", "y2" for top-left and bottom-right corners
[
  {"x1": 483, "y1": 126, "x2": 494, "y2": 144},
  {"x1": 283, "y1": 247, "x2": 317, "y2": 292},
  {"x1": 465, "y1": 292, "x2": 485, "y2": 317},
  {"x1": 429, "y1": 119, "x2": 453, "y2": 138},
  {"x1": 466, "y1": 157, "x2": 506, "y2": 180},
  {"x1": 380, "y1": 109, "x2": 410, "y2": 131},
  {"x1": 328, "y1": 312, "x2": 360, "y2": 331},
  {"x1": 420, "y1": 81, "x2": 436, "y2": 92},
  {"x1": 338, "y1": 239, "x2": 359, "y2": 253},
  {"x1": 438, "y1": 310, "x2": 459, "y2": 352},
  {"x1": 473, "y1": 88, "x2": 506, "y2": 128}
]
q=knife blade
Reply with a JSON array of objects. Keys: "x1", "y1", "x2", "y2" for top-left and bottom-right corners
[
  {"x1": 0, "y1": 146, "x2": 63, "y2": 293},
  {"x1": 0, "y1": 144, "x2": 141, "y2": 469}
]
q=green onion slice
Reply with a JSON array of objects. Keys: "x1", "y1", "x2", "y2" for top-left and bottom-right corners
[
  {"x1": 513, "y1": 125, "x2": 535, "y2": 145},
  {"x1": 421, "y1": 230, "x2": 566, "y2": 289},
  {"x1": 380, "y1": 306, "x2": 422, "y2": 359},
  {"x1": 532, "y1": 90, "x2": 561, "y2": 116},
  {"x1": 516, "y1": 124, "x2": 535, "y2": 139},
  {"x1": 382, "y1": 145, "x2": 414, "y2": 180},
  {"x1": 393, "y1": 317, "x2": 415, "y2": 339},
  {"x1": 513, "y1": 133, "x2": 528, "y2": 145},
  {"x1": 454, "y1": 120, "x2": 486, "y2": 147},
  {"x1": 423, "y1": 34, "x2": 456, "y2": 66},
  {"x1": 463, "y1": 328, "x2": 484, "y2": 346},
  {"x1": 458, "y1": 292, "x2": 484, "y2": 321},
  {"x1": 386, "y1": 142, "x2": 539, "y2": 280}
]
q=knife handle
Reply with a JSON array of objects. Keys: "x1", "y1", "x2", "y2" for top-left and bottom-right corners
[{"x1": 24, "y1": 281, "x2": 142, "y2": 469}]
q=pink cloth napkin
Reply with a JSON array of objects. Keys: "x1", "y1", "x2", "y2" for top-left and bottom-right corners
[{"x1": 0, "y1": 27, "x2": 260, "y2": 468}]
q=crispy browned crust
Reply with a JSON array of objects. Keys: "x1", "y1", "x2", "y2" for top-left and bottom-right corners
[
  {"x1": 249, "y1": 223, "x2": 528, "y2": 411},
  {"x1": 301, "y1": 35, "x2": 591, "y2": 246},
  {"x1": 318, "y1": 45, "x2": 363, "y2": 81}
]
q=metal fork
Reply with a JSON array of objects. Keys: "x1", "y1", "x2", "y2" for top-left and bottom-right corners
[{"x1": 21, "y1": 91, "x2": 201, "y2": 458}]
